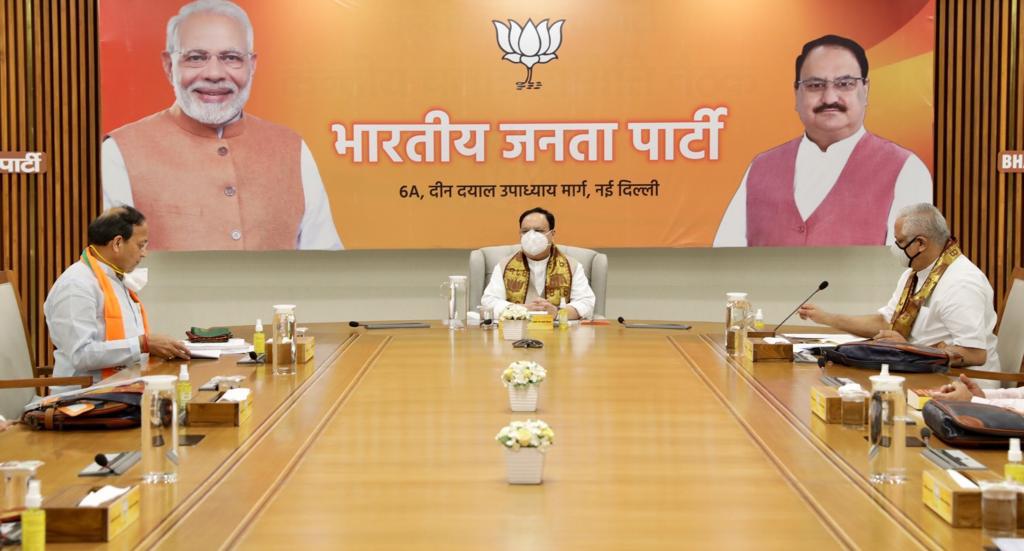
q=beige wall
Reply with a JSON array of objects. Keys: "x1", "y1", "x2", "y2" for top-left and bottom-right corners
[{"x1": 138, "y1": 247, "x2": 905, "y2": 335}]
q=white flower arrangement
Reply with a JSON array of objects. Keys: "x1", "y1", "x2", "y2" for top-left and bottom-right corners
[
  {"x1": 495, "y1": 419, "x2": 555, "y2": 451},
  {"x1": 501, "y1": 360, "x2": 546, "y2": 388},
  {"x1": 499, "y1": 304, "x2": 530, "y2": 321}
]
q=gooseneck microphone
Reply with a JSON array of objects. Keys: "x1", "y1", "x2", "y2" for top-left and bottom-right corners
[
  {"x1": 617, "y1": 317, "x2": 692, "y2": 330},
  {"x1": 349, "y1": 321, "x2": 431, "y2": 330},
  {"x1": 772, "y1": 280, "x2": 829, "y2": 334},
  {"x1": 94, "y1": 453, "x2": 117, "y2": 474}
]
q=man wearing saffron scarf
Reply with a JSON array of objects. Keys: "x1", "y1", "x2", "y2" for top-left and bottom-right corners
[
  {"x1": 798, "y1": 203, "x2": 1000, "y2": 375},
  {"x1": 44, "y1": 207, "x2": 190, "y2": 389},
  {"x1": 481, "y1": 207, "x2": 596, "y2": 320}
]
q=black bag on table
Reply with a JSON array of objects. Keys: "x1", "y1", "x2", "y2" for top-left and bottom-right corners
[
  {"x1": 819, "y1": 341, "x2": 951, "y2": 373},
  {"x1": 922, "y1": 399, "x2": 1024, "y2": 448}
]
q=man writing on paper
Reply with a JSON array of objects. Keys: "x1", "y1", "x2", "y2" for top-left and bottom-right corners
[
  {"x1": 102, "y1": 0, "x2": 342, "y2": 251},
  {"x1": 481, "y1": 207, "x2": 596, "y2": 320},
  {"x1": 714, "y1": 34, "x2": 932, "y2": 247},
  {"x1": 44, "y1": 207, "x2": 190, "y2": 391},
  {"x1": 797, "y1": 203, "x2": 1000, "y2": 375}
]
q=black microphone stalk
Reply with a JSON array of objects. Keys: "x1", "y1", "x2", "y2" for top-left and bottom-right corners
[{"x1": 772, "y1": 280, "x2": 829, "y2": 334}]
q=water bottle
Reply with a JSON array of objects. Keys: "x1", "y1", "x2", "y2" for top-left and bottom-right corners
[
  {"x1": 868, "y1": 364, "x2": 907, "y2": 484},
  {"x1": 272, "y1": 304, "x2": 297, "y2": 375},
  {"x1": 141, "y1": 375, "x2": 179, "y2": 484}
]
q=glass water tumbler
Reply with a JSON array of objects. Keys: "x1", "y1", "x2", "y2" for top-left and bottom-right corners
[
  {"x1": 441, "y1": 275, "x2": 468, "y2": 330},
  {"x1": 272, "y1": 304, "x2": 297, "y2": 375},
  {"x1": 141, "y1": 375, "x2": 179, "y2": 484}
]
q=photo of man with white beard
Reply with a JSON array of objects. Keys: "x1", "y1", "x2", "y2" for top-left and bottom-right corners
[{"x1": 102, "y1": 0, "x2": 342, "y2": 251}]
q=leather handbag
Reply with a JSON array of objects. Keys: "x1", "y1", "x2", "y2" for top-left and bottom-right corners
[
  {"x1": 922, "y1": 399, "x2": 1024, "y2": 447},
  {"x1": 820, "y1": 341, "x2": 951, "y2": 373},
  {"x1": 21, "y1": 383, "x2": 143, "y2": 431}
]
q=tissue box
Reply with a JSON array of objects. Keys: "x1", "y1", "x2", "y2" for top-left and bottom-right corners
[
  {"x1": 187, "y1": 389, "x2": 253, "y2": 426},
  {"x1": 44, "y1": 484, "x2": 140, "y2": 542},
  {"x1": 749, "y1": 338, "x2": 793, "y2": 362},
  {"x1": 264, "y1": 336, "x2": 315, "y2": 364}
]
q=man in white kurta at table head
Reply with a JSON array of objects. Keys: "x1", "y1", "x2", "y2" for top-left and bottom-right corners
[
  {"x1": 480, "y1": 207, "x2": 597, "y2": 321},
  {"x1": 101, "y1": 0, "x2": 342, "y2": 251},
  {"x1": 797, "y1": 203, "x2": 1000, "y2": 378},
  {"x1": 713, "y1": 34, "x2": 933, "y2": 247}
]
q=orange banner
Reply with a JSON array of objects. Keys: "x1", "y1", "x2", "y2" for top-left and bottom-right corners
[{"x1": 100, "y1": 0, "x2": 934, "y2": 250}]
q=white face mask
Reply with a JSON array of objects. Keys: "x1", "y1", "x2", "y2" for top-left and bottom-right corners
[
  {"x1": 123, "y1": 268, "x2": 148, "y2": 293},
  {"x1": 520, "y1": 230, "x2": 550, "y2": 257}
]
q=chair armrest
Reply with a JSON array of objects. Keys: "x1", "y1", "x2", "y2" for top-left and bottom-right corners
[{"x1": 0, "y1": 376, "x2": 92, "y2": 390}]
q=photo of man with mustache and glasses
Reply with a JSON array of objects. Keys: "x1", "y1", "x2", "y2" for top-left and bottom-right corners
[
  {"x1": 714, "y1": 34, "x2": 932, "y2": 247},
  {"x1": 102, "y1": 0, "x2": 342, "y2": 251}
]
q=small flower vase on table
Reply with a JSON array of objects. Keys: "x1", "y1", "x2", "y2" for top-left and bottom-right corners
[
  {"x1": 501, "y1": 361, "x2": 546, "y2": 413},
  {"x1": 501, "y1": 319, "x2": 527, "y2": 341},
  {"x1": 499, "y1": 305, "x2": 530, "y2": 341},
  {"x1": 504, "y1": 447, "x2": 545, "y2": 484},
  {"x1": 508, "y1": 384, "x2": 539, "y2": 412},
  {"x1": 495, "y1": 419, "x2": 554, "y2": 485}
]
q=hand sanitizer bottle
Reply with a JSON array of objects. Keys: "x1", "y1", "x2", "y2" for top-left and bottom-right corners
[{"x1": 557, "y1": 297, "x2": 569, "y2": 329}]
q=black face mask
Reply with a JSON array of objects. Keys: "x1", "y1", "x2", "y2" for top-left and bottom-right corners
[{"x1": 891, "y1": 235, "x2": 923, "y2": 267}]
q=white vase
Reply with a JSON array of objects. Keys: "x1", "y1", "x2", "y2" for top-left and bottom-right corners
[
  {"x1": 501, "y1": 319, "x2": 527, "y2": 341},
  {"x1": 508, "y1": 384, "x2": 539, "y2": 412},
  {"x1": 504, "y1": 447, "x2": 545, "y2": 484}
]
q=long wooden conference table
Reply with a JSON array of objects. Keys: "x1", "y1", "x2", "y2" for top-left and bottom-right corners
[{"x1": 0, "y1": 322, "x2": 1006, "y2": 549}]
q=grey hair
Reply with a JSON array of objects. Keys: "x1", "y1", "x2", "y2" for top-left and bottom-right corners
[
  {"x1": 897, "y1": 203, "x2": 951, "y2": 243},
  {"x1": 166, "y1": 0, "x2": 254, "y2": 53}
]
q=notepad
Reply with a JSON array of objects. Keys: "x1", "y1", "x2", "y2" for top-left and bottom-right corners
[{"x1": 79, "y1": 485, "x2": 130, "y2": 507}]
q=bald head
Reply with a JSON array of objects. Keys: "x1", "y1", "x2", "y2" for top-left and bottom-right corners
[{"x1": 88, "y1": 206, "x2": 146, "y2": 246}]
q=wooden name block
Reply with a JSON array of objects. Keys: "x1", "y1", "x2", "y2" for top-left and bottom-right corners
[
  {"x1": 921, "y1": 467, "x2": 988, "y2": 527},
  {"x1": 264, "y1": 336, "x2": 315, "y2": 364},
  {"x1": 810, "y1": 386, "x2": 842, "y2": 423},
  {"x1": 187, "y1": 390, "x2": 253, "y2": 426},
  {"x1": 44, "y1": 484, "x2": 140, "y2": 542},
  {"x1": 809, "y1": 385, "x2": 866, "y2": 425},
  {"x1": 529, "y1": 313, "x2": 554, "y2": 326}
]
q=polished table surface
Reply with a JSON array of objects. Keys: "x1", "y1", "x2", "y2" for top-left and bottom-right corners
[{"x1": 0, "y1": 322, "x2": 1007, "y2": 549}]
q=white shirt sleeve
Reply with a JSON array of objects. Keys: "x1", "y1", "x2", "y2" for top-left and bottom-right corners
[
  {"x1": 567, "y1": 260, "x2": 596, "y2": 320},
  {"x1": 101, "y1": 138, "x2": 136, "y2": 209},
  {"x1": 973, "y1": 389, "x2": 1024, "y2": 414},
  {"x1": 44, "y1": 281, "x2": 141, "y2": 376},
  {"x1": 713, "y1": 166, "x2": 750, "y2": 247},
  {"x1": 481, "y1": 263, "x2": 512, "y2": 316},
  {"x1": 297, "y1": 141, "x2": 344, "y2": 250},
  {"x1": 885, "y1": 154, "x2": 933, "y2": 245},
  {"x1": 934, "y1": 275, "x2": 992, "y2": 350}
]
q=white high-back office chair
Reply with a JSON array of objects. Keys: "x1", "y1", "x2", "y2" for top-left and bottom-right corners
[
  {"x1": 996, "y1": 268, "x2": 1024, "y2": 378},
  {"x1": 469, "y1": 245, "x2": 608, "y2": 318},
  {"x1": 0, "y1": 271, "x2": 91, "y2": 420}
]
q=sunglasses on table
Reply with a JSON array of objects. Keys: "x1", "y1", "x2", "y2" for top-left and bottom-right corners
[{"x1": 512, "y1": 339, "x2": 544, "y2": 349}]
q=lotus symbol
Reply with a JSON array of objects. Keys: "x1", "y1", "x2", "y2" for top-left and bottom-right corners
[{"x1": 493, "y1": 18, "x2": 564, "y2": 90}]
